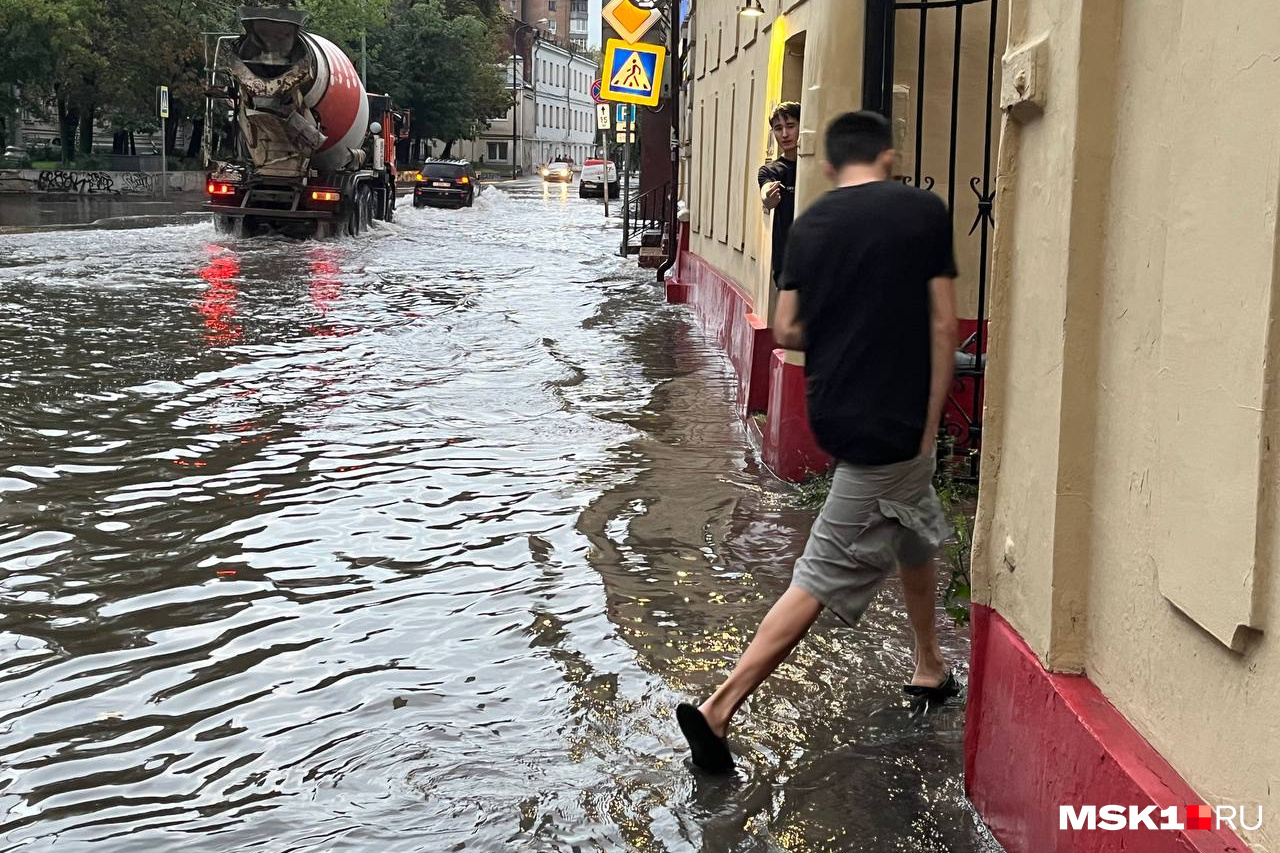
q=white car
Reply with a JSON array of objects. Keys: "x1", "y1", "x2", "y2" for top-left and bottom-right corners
[
  {"x1": 541, "y1": 161, "x2": 573, "y2": 183},
  {"x1": 579, "y1": 159, "x2": 619, "y2": 198}
]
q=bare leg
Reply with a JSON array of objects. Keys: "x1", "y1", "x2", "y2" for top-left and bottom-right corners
[
  {"x1": 899, "y1": 561, "x2": 947, "y2": 686},
  {"x1": 698, "y1": 586, "x2": 824, "y2": 737}
]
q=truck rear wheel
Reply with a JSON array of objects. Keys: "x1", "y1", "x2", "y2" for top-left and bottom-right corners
[
  {"x1": 344, "y1": 197, "x2": 362, "y2": 237},
  {"x1": 359, "y1": 186, "x2": 374, "y2": 230},
  {"x1": 215, "y1": 215, "x2": 252, "y2": 237}
]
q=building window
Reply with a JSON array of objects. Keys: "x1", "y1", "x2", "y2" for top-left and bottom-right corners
[
  {"x1": 548, "y1": 0, "x2": 556, "y2": 9},
  {"x1": 548, "y1": 19, "x2": 556, "y2": 33},
  {"x1": 487, "y1": 141, "x2": 509, "y2": 161}
]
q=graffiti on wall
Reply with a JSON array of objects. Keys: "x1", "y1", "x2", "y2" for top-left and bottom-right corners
[
  {"x1": 121, "y1": 172, "x2": 158, "y2": 193},
  {"x1": 36, "y1": 170, "x2": 116, "y2": 193}
]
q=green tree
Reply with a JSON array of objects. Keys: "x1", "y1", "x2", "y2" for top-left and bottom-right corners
[
  {"x1": 370, "y1": 0, "x2": 506, "y2": 157},
  {"x1": 0, "y1": 0, "x2": 218, "y2": 163},
  {"x1": 300, "y1": 0, "x2": 391, "y2": 53},
  {"x1": 0, "y1": 0, "x2": 58, "y2": 138}
]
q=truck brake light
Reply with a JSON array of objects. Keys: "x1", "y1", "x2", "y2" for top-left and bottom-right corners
[
  {"x1": 310, "y1": 189, "x2": 341, "y2": 202},
  {"x1": 457, "y1": 176, "x2": 470, "y2": 184},
  {"x1": 207, "y1": 182, "x2": 237, "y2": 196}
]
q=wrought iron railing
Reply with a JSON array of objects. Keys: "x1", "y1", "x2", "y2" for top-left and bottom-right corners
[
  {"x1": 864, "y1": 0, "x2": 1001, "y2": 479},
  {"x1": 622, "y1": 181, "x2": 673, "y2": 256}
]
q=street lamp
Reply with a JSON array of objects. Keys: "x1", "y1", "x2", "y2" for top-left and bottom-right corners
[
  {"x1": 510, "y1": 17, "x2": 549, "y2": 178},
  {"x1": 738, "y1": 0, "x2": 765, "y2": 17}
]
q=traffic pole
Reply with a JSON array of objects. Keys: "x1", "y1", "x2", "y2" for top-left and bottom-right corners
[
  {"x1": 160, "y1": 116, "x2": 167, "y2": 199},
  {"x1": 599, "y1": 127, "x2": 609, "y2": 218},
  {"x1": 158, "y1": 85, "x2": 169, "y2": 199},
  {"x1": 620, "y1": 123, "x2": 631, "y2": 257}
]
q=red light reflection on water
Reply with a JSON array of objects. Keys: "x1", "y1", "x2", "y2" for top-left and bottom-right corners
[
  {"x1": 308, "y1": 248, "x2": 344, "y2": 336},
  {"x1": 198, "y1": 246, "x2": 242, "y2": 345}
]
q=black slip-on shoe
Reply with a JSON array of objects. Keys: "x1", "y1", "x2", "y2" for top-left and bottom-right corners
[{"x1": 676, "y1": 703, "x2": 734, "y2": 774}]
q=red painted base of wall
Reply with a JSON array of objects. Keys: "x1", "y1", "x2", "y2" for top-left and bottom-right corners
[
  {"x1": 667, "y1": 248, "x2": 831, "y2": 481},
  {"x1": 966, "y1": 604, "x2": 1252, "y2": 853},
  {"x1": 763, "y1": 350, "x2": 832, "y2": 481},
  {"x1": 666, "y1": 280, "x2": 691, "y2": 304}
]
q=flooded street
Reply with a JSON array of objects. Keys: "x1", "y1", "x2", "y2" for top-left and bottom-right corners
[
  {"x1": 0, "y1": 193, "x2": 210, "y2": 233},
  {"x1": 0, "y1": 181, "x2": 997, "y2": 852}
]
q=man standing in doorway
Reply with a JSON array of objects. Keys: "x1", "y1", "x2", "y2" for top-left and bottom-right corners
[
  {"x1": 677, "y1": 111, "x2": 960, "y2": 774},
  {"x1": 758, "y1": 102, "x2": 801, "y2": 288}
]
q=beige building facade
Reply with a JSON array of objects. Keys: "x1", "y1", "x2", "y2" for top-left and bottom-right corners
[
  {"x1": 676, "y1": 1, "x2": 1279, "y2": 851},
  {"x1": 972, "y1": 1, "x2": 1279, "y2": 850}
]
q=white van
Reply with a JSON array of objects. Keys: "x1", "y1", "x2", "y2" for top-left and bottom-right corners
[{"x1": 579, "y1": 159, "x2": 619, "y2": 199}]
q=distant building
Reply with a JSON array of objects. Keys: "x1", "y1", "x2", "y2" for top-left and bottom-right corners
[
  {"x1": 445, "y1": 37, "x2": 597, "y2": 176},
  {"x1": 569, "y1": 0, "x2": 589, "y2": 50},
  {"x1": 14, "y1": 106, "x2": 189, "y2": 163},
  {"x1": 504, "y1": 0, "x2": 571, "y2": 49}
]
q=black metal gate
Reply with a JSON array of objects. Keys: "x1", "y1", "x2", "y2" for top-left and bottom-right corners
[{"x1": 862, "y1": 0, "x2": 1001, "y2": 476}]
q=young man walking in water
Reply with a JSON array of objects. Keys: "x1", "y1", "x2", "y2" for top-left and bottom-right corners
[
  {"x1": 678, "y1": 111, "x2": 960, "y2": 774},
  {"x1": 757, "y1": 102, "x2": 801, "y2": 289}
]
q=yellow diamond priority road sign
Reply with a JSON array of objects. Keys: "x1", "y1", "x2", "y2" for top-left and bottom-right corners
[
  {"x1": 600, "y1": 39, "x2": 666, "y2": 107},
  {"x1": 602, "y1": 0, "x2": 662, "y2": 44}
]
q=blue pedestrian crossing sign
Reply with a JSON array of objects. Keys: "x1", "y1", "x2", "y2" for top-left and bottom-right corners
[{"x1": 600, "y1": 38, "x2": 666, "y2": 107}]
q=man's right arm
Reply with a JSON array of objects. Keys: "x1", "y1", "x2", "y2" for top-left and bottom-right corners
[
  {"x1": 759, "y1": 165, "x2": 781, "y2": 211},
  {"x1": 921, "y1": 276, "x2": 957, "y2": 457}
]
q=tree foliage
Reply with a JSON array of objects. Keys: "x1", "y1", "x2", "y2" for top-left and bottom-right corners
[
  {"x1": 1, "y1": 0, "x2": 508, "y2": 163},
  {"x1": 370, "y1": 0, "x2": 507, "y2": 147},
  {"x1": 299, "y1": 0, "x2": 390, "y2": 51}
]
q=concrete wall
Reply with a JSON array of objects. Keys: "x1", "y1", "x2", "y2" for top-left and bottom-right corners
[{"x1": 974, "y1": 1, "x2": 1280, "y2": 849}]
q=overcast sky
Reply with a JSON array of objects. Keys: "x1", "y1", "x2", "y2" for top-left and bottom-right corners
[{"x1": 589, "y1": 0, "x2": 602, "y2": 48}]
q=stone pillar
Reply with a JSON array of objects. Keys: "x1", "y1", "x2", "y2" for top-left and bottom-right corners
[{"x1": 971, "y1": 0, "x2": 1121, "y2": 672}]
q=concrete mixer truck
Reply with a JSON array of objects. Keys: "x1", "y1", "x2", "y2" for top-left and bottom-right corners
[{"x1": 202, "y1": 4, "x2": 404, "y2": 237}]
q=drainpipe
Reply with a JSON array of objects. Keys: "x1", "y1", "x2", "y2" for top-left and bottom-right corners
[{"x1": 657, "y1": 3, "x2": 681, "y2": 281}]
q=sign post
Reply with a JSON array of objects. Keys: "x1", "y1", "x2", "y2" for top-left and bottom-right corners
[
  {"x1": 158, "y1": 85, "x2": 169, "y2": 198},
  {"x1": 600, "y1": 2, "x2": 669, "y2": 255},
  {"x1": 596, "y1": 104, "x2": 611, "y2": 218},
  {"x1": 620, "y1": 121, "x2": 633, "y2": 257}
]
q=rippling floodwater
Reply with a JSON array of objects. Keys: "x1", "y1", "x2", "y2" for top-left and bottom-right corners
[{"x1": 0, "y1": 182, "x2": 999, "y2": 852}]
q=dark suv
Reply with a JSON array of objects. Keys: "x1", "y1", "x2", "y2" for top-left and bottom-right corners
[{"x1": 413, "y1": 160, "x2": 478, "y2": 208}]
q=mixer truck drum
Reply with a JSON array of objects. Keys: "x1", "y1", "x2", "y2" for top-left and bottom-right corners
[{"x1": 236, "y1": 6, "x2": 308, "y2": 77}]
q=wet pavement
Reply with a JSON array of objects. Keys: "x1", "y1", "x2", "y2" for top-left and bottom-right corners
[{"x1": 0, "y1": 178, "x2": 1000, "y2": 852}]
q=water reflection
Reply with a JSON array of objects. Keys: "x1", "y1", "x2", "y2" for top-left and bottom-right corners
[
  {"x1": 542, "y1": 181, "x2": 571, "y2": 203},
  {"x1": 307, "y1": 247, "x2": 344, "y2": 336},
  {"x1": 196, "y1": 245, "x2": 241, "y2": 345}
]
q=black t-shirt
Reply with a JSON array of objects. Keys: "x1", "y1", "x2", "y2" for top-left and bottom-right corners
[
  {"x1": 779, "y1": 180, "x2": 957, "y2": 465},
  {"x1": 757, "y1": 157, "x2": 797, "y2": 280}
]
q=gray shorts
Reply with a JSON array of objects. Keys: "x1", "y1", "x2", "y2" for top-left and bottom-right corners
[{"x1": 791, "y1": 453, "x2": 952, "y2": 627}]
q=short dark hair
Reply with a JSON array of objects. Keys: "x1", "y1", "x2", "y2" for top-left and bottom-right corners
[
  {"x1": 769, "y1": 101, "x2": 801, "y2": 127},
  {"x1": 824, "y1": 111, "x2": 893, "y2": 169}
]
